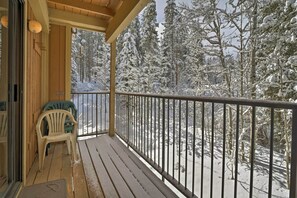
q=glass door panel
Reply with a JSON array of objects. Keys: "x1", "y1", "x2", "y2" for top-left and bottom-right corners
[{"x1": 0, "y1": 0, "x2": 8, "y2": 193}]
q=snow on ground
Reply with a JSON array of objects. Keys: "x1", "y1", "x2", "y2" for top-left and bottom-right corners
[{"x1": 119, "y1": 118, "x2": 289, "y2": 198}]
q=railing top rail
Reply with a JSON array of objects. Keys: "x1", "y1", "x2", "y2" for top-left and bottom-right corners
[
  {"x1": 71, "y1": 91, "x2": 110, "y2": 95},
  {"x1": 116, "y1": 92, "x2": 297, "y2": 109}
]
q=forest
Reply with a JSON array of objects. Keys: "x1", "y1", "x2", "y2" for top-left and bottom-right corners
[{"x1": 71, "y1": 0, "x2": 297, "y2": 196}]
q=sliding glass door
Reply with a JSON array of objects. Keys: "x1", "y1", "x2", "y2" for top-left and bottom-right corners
[{"x1": 0, "y1": 0, "x2": 23, "y2": 196}]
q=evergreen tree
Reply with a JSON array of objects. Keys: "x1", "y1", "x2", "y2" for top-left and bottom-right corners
[
  {"x1": 117, "y1": 20, "x2": 141, "y2": 92},
  {"x1": 140, "y1": 0, "x2": 161, "y2": 93}
]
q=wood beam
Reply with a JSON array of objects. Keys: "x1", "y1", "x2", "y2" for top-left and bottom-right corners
[
  {"x1": 49, "y1": 8, "x2": 107, "y2": 32},
  {"x1": 109, "y1": 40, "x2": 116, "y2": 137},
  {"x1": 28, "y1": 0, "x2": 50, "y2": 33},
  {"x1": 48, "y1": 0, "x2": 114, "y2": 18},
  {"x1": 106, "y1": 0, "x2": 150, "y2": 43}
]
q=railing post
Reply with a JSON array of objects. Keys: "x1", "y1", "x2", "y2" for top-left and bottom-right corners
[
  {"x1": 290, "y1": 108, "x2": 297, "y2": 198},
  {"x1": 109, "y1": 39, "x2": 116, "y2": 136}
]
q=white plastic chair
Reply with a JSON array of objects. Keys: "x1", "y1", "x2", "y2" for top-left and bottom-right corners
[
  {"x1": 0, "y1": 112, "x2": 7, "y2": 176},
  {"x1": 36, "y1": 109, "x2": 78, "y2": 170}
]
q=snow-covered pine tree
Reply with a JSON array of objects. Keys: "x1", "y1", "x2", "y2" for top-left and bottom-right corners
[
  {"x1": 117, "y1": 20, "x2": 141, "y2": 92},
  {"x1": 161, "y1": 0, "x2": 178, "y2": 93},
  {"x1": 140, "y1": 0, "x2": 161, "y2": 93}
]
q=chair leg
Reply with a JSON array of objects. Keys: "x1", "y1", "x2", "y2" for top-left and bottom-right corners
[
  {"x1": 66, "y1": 140, "x2": 71, "y2": 155},
  {"x1": 71, "y1": 138, "x2": 78, "y2": 161},
  {"x1": 38, "y1": 140, "x2": 46, "y2": 171}
]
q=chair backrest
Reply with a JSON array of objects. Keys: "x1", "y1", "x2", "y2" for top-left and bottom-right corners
[
  {"x1": 43, "y1": 101, "x2": 77, "y2": 119},
  {"x1": 36, "y1": 110, "x2": 75, "y2": 137},
  {"x1": 0, "y1": 112, "x2": 7, "y2": 137}
]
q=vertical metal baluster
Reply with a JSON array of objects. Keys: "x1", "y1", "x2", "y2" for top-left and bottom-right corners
[
  {"x1": 158, "y1": 98, "x2": 161, "y2": 166},
  {"x1": 210, "y1": 103, "x2": 214, "y2": 198},
  {"x1": 105, "y1": 94, "x2": 107, "y2": 131},
  {"x1": 78, "y1": 94, "x2": 80, "y2": 135},
  {"x1": 192, "y1": 101, "x2": 196, "y2": 196},
  {"x1": 162, "y1": 98, "x2": 166, "y2": 181},
  {"x1": 142, "y1": 96, "x2": 144, "y2": 153},
  {"x1": 234, "y1": 105, "x2": 240, "y2": 198},
  {"x1": 100, "y1": 93, "x2": 102, "y2": 133},
  {"x1": 134, "y1": 96, "x2": 136, "y2": 146},
  {"x1": 221, "y1": 104, "x2": 226, "y2": 198},
  {"x1": 201, "y1": 102, "x2": 205, "y2": 198},
  {"x1": 167, "y1": 99, "x2": 170, "y2": 174},
  {"x1": 139, "y1": 96, "x2": 143, "y2": 152},
  {"x1": 144, "y1": 97, "x2": 146, "y2": 156},
  {"x1": 127, "y1": 96, "x2": 130, "y2": 144},
  {"x1": 290, "y1": 108, "x2": 297, "y2": 198},
  {"x1": 139, "y1": 96, "x2": 141, "y2": 149},
  {"x1": 173, "y1": 99, "x2": 176, "y2": 178},
  {"x1": 268, "y1": 108, "x2": 274, "y2": 198},
  {"x1": 179, "y1": 99, "x2": 182, "y2": 184},
  {"x1": 147, "y1": 97, "x2": 150, "y2": 157},
  {"x1": 82, "y1": 94, "x2": 85, "y2": 135},
  {"x1": 249, "y1": 106, "x2": 256, "y2": 198},
  {"x1": 96, "y1": 94, "x2": 98, "y2": 136},
  {"x1": 91, "y1": 94, "x2": 94, "y2": 135},
  {"x1": 87, "y1": 94, "x2": 89, "y2": 135},
  {"x1": 150, "y1": 97, "x2": 153, "y2": 160},
  {"x1": 185, "y1": 100, "x2": 189, "y2": 189},
  {"x1": 154, "y1": 97, "x2": 157, "y2": 163}
]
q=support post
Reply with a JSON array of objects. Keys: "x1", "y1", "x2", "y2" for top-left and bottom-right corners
[{"x1": 109, "y1": 39, "x2": 116, "y2": 136}]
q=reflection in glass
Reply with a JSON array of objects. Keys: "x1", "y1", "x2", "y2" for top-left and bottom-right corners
[{"x1": 0, "y1": 0, "x2": 8, "y2": 192}]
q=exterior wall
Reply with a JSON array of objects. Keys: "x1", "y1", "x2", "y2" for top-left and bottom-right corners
[
  {"x1": 49, "y1": 24, "x2": 66, "y2": 101},
  {"x1": 25, "y1": 4, "x2": 42, "y2": 175}
]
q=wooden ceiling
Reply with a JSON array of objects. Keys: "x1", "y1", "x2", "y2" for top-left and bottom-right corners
[{"x1": 46, "y1": 0, "x2": 150, "y2": 42}]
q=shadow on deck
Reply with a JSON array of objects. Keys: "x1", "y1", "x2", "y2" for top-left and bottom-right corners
[{"x1": 26, "y1": 135, "x2": 177, "y2": 198}]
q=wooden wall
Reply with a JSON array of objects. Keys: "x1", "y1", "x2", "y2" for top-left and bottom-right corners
[
  {"x1": 25, "y1": 5, "x2": 42, "y2": 175},
  {"x1": 49, "y1": 24, "x2": 66, "y2": 101}
]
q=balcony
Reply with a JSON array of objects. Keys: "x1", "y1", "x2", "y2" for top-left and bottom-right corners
[{"x1": 23, "y1": 91, "x2": 297, "y2": 197}]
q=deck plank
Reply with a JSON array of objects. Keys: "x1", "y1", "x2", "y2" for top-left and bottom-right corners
[
  {"x1": 86, "y1": 138, "x2": 119, "y2": 198},
  {"x1": 78, "y1": 141, "x2": 104, "y2": 198},
  {"x1": 34, "y1": 144, "x2": 55, "y2": 184},
  {"x1": 102, "y1": 136, "x2": 167, "y2": 198},
  {"x1": 96, "y1": 137, "x2": 151, "y2": 198},
  {"x1": 73, "y1": 152, "x2": 89, "y2": 198},
  {"x1": 61, "y1": 144, "x2": 74, "y2": 198},
  {"x1": 25, "y1": 157, "x2": 38, "y2": 186},
  {"x1": 48, "y1": 143, "x2": 63, "y2": 181},
  {"x1": 92, "y1": 138, "x2": 135, "y2": 198},
  {"x1": 110, "y1": 136, "x2": 178, "y2": 198}
]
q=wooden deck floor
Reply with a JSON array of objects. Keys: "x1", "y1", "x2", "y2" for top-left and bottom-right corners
[{"x1": 26, "y1": 135, "x2": 177, "y2": 198}]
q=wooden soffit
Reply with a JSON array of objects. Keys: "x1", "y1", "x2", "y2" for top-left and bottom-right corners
[{"x1": 47, "y1": 0, "x2": 150, "y2": 42}]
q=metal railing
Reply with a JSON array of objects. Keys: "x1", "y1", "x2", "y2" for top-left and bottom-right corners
[
  {"x1": 115, "y1": 92, "x2": 297, "y2": 198},
  {"x1": 71, "y1": 92, "x2": 109, "y2": 137}
]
